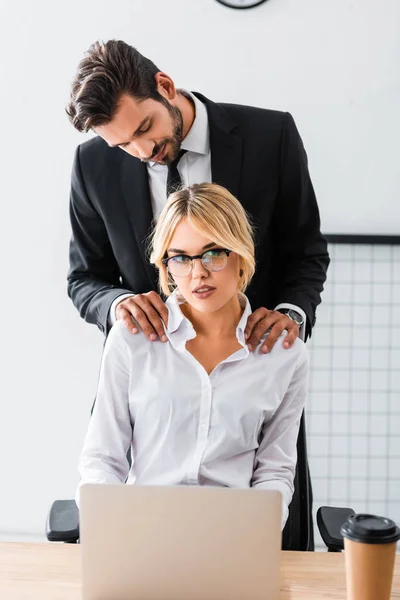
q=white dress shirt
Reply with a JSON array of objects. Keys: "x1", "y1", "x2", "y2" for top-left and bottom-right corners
[
  {"x1": 108, "y1": 91, "x2": 306, "y2": 335},
  {"x1": 78, "y1": 293, "x2": 309, "y2": 527}
]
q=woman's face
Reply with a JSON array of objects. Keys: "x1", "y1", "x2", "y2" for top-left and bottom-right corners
[{"x1": 166, "y1": 217, "x2": 241, "y2": 314}]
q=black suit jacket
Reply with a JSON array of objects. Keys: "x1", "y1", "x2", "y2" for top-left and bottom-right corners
[{"x1": 68, "y1": 92, "x2": 329, "y2": 338}]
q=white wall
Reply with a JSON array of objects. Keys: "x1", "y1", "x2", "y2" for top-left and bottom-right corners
[{"x1": 0, "y1": 0, "x2": 398, "y2": 537}]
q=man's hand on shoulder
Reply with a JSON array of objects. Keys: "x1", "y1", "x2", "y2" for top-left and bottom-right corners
[
  {"x1": 244, "y1": 307, "x2": 299, "y2": 353},
  {"x1": 116, "y1": 292, "x2": 169, "y2": 342}
]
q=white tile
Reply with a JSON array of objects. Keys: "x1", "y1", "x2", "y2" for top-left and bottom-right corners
[
  {"x1": 373, "y1": 246, "x2": 391, "y2": 261},
  {"x1": 369, "y1": 458, "x2": 388, "y2": 479},
  {"x1": 390, "y1": 328, "x2": 400, "y2": 349},
  {"x1": 371, "y1": 305, "x2": 391, "y2": 326},
  {"x1": 354, "y1": 262, "x2": 372, "y2": 284},
  {"x1": 389, "y1": 437, "x2": 400, "y2": 457},
  {"x1": 333, "y1": 326, "x2": 353, "y2": 347},
  {"x1": 335, "y1": 262, "x2": 353, "y2": 283},
  {"x1": 354, "y1": 245, "x2": 372, "y2": 261},
  {"x1": 354, "y1": 284, "x2": 372, "y2": 303},
  {"x1": 354, "y1": 306, "x2": 372, "y2": 326},
  {"x1": 350, "y1": 457, "x2": 368, "y2": 478},
  {"x1": 333, "y1": 348, "x2": 351, "y2": 369},
  {"x1": 307, "y1": 391, "x2": 331, "y2": 413},
  {"x1": 312, "y1": 326, "x2": 332, "y2": 347},
  {"x1": 370, "y1": 392, "x2": 389, "y2": 414},
  {"x1": 354, "y1": 327, "x2": 373, "y2": 347},
  {"x1": 389, "y1": 458, "x2": 400, "y2": 479},
  {"x1": 369, "y1": 436, "x2": 388, "y2": 457},
  {"x1": 332, "y1": 392, "x2": 351, "y2": 412},
  {"x1": 368, "y1": 501, "x2": 387, "y2": 517},
  {"x1": 372, "y1": 261, "x2": 392, "y2": 283},
  {"x1": 371, "y1": 414, "x2": 389, "y2": 436},
  {"x1": 310, "y1": 369, "x2": 331, "y2": 391},
  {"x1": 388, "y1": 480, "x2": 400, "y2": 500},
  {"x1": 334, "y1": 305, "x2": 353, "y2": 325},
  {"x1": 329, "y1": 478, "x2": 349, "y2": 498},
  {"x1": 368, "y1": 480, "x2": 387, "y2": 502},
  {"x1": 389, "y1": 393, "x2": 400, "y2": 414},
  {"x1": 390, "y1": 350, "x2": 400, "y2": 370},
  {"x1": 332, "y1": 371, "x2": 351, "y2": 392},
  {"x1": 351, "y1": 371, "x2": 370, "y2": 392},
  {"x1": 334, "y1": 284, "x2": 353, "y2": 304},
  {"x1": 350, "y1": 413, "x2": 369, "y2": 435},
  {"x1": 311, "y1": 477, "x2": 328, "y2": 501},
  {"x1": 393, "y1": 310, "x2": 400, "y2": 326},
  {"x1": 350, "y1": 479, "x2": 368, "y2": 501},
  {"x1": 393, "y1": 285, "x2": 400, "y2": 304},
  {"x1": 310, "y1": 348, "x2": 331, "y2": 369},
  {"x1": 352, "y1": 349, "x2": 370, "y2": 369},
  {"x1": 389, "y1": 415, "x2": 400, "y2": 438},
  {"x1": 350, "y1": 392, "x2": 369, "y2": 413},
  {"x1": 387, "y1": 503, "x2": 400, "y2": 524},
  {"x1": 350, "y1": 436, "x2": 369, "y2": 456},
  {"x1": 311, "y1": 456, "x2": 330, "y2": 477},
  {"x1": 371, "y1": 370, "x2": 389, "y2": 391},
  {"x1": 334, "y1": 245, "x2": 353, "y2": 260},
  {"x1": 373, "y1": 284, "x2": 392, "y2": 304},
  {"x1": 332, "y1": 414, "x2": 350, "y2": 435},
  {"x1": 308, "y1": 435, "x2": 330, "y2": 457},
  {"x1": 330, "y1": 457, "x2": 349, "y2": 478},
  {"x1": 310, "y1": 414, "x2": 331, "y2": 435},
  {"x1": 372, "y1": 327, "x2": 391, "y2": 348},
  {"x1": 391, "y1": 370, "x2": 400, "y2": 391},
  {"x1": 371, "y1": 349, "x2": 390, "y2": 370}
]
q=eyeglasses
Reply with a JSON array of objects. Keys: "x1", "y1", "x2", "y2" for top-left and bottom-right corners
[{"x1": 162, "y1": 248, "x2": 232, "y2": 277}]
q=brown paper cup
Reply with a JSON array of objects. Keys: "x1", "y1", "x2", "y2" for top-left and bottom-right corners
[{"x1": 341, "y1": 514, "x2": 400, "y2": 600}]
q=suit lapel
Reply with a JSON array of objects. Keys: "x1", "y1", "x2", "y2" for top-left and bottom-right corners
[
  {"x1": 193, "y1": 92, "x2": 243, "y2": 200},
  {"x1": 120, "y1": 154, "x2": 159, "y2": 291}
]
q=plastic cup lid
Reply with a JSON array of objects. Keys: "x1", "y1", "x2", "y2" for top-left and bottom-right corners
[{"x1": 341, "y1": 514, "x2": 400, "y2": 544}]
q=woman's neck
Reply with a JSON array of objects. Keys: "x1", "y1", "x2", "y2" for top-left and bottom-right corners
[{"x1": 180, "y1": 295, "x2": 243, "y2": 339}]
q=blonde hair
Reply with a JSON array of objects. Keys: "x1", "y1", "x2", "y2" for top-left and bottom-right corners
[{"x1": 149, "y1": 183, "x2": 255, "y2": 296}]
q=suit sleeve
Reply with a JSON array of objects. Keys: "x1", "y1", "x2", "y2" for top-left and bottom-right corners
[
  {"x1": 270, "y1": 113, "x2": 330, "y2": 338},
  {"x1": 67, "y1": 146, "x2": 135, "y2": 334}
]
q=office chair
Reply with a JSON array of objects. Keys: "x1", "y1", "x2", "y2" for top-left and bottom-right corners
[{"x1": 45, "y1": 412, "x2": 354, "y2": 550}]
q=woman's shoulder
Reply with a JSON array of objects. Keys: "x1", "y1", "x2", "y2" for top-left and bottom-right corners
[
  {"x1": 259, "y1": 330, "x2": 308, "y2": 366},
  {"x1": 106, "y1": 320, "x2": 153, "y2": 356}
]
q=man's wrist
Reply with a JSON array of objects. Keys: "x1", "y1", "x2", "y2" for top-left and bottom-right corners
[
  {"x1": 109, "y1": 293, "x2": 136, "y2": 327},
  {"x1": 274, "y1": 303, "x2": 307, "y2": 341}
]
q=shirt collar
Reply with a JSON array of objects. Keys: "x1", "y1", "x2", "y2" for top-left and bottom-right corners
[
  {"x1": 149, "y1": 91, "x2": 209, "y2": 168},
  {"x1": 164, "y1": 292, "x2": 252, "y2": 350}
]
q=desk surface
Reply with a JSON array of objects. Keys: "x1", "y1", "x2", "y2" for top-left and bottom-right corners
[{"x1": 0, "y1": 542, "x2": 399, "y2": 599}]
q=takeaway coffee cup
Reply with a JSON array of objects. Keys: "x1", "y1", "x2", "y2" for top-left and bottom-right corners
[{"x1": 341, "y1": 513, "x2": 400, "y2": 600}]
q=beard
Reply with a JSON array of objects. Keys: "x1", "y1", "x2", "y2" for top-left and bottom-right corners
[{"x1": 148, "y1": 101, "x2": 184, "y2": 165}]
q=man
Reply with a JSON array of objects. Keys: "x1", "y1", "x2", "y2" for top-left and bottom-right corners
[
  {"x1": 67, "y1": 39, "x2": 329, "y2": 548},
  {"x1": 67, "y1": 39, "x2": 329, "y2": 352}
]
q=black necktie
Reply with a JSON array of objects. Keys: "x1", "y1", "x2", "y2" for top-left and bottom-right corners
[{"x1": 166, "y1": 149, "x2": 187, "y2": 197}]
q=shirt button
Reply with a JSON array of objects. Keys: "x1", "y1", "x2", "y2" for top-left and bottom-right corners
[{"x1": 201, "y1": 423, "x2": 207, "y2": 431}]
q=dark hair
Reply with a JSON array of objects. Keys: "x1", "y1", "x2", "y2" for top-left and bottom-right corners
[{"x1": 66, "y1": 40, "x2": 161, "y2": 132}]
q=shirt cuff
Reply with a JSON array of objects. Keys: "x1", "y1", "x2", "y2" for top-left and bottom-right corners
[
  {"x1": 274, "y1": 303, "x2": 307, "y2": 342},
  {"x1": 108, "y1": 294, "x2": 136, "y2": 328}
]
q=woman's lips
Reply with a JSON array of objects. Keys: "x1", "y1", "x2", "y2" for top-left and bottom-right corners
[{"x1": 192, "y1": 287, "x2": 216, "y2": 300}]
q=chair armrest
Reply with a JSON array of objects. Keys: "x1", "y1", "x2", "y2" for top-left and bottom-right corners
[
  {"x1": 317, "y1": 506, "x2": 355, "y2": 551},
  {"x1": 46, "y1": 499, "x2": 80, "y2": 543}
]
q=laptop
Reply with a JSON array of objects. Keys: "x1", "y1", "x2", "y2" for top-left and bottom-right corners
[{"x1": 80, "y1": 484, "x2": 282, "y2": 600}]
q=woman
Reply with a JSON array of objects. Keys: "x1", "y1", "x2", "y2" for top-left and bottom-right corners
[{"x1": 76, "y1": 183, "x2": 308, "y2": 528}]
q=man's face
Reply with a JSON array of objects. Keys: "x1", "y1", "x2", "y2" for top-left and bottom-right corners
[{"x1": 94, "y1": 93, "x2": 183, "y2": 165}]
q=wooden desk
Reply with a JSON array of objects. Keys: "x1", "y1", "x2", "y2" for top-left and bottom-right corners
[{"x1": 0, "y1": 542, "x2": 399, "y2": 599}]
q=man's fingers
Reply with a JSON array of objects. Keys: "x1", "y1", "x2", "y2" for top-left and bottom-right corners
[
  {"x1": 246, "y1": 316, "x2": 276, "y2": 348},
  {"x1": 244, "y1": 308, "x2": 269, "y2": 341},
  {"x1": 117, "y1": 307, "x2": 139, "y2": 333},
  {"x1": 130, "y1": 296, "x2": 167, "y2": 342},
  {"x1": 146, "y1": 291, "x2": 169, "y2": 326},
  {"x1": 280, "y1": 325, "x2": 299, "y2": 349}
]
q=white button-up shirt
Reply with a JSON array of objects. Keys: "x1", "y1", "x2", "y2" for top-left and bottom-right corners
[{"x1": 78, "y1": 294, "x2": 309, "y2": 527}]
